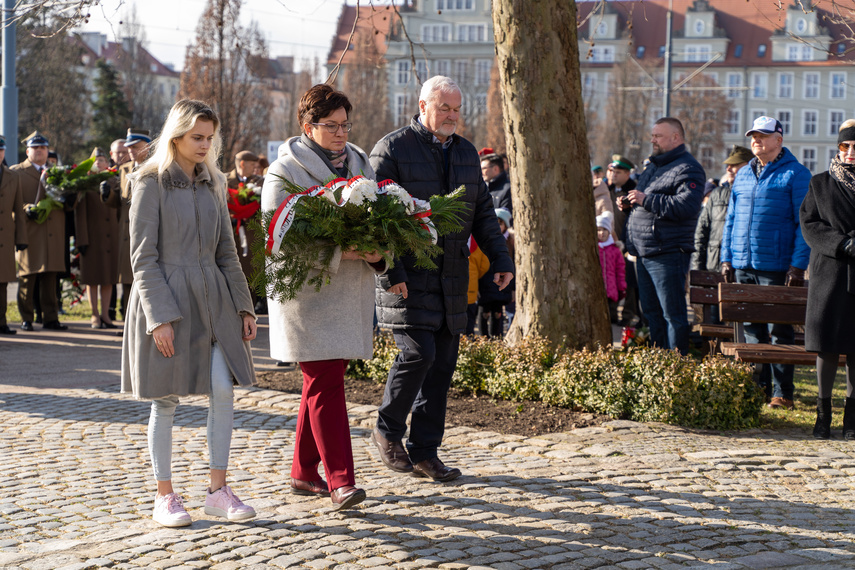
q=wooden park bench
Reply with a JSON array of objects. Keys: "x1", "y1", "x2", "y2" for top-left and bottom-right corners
[
  {"x1": 718, "y1": 282, "x2": 835, "y2": 366},
  {"x1": 688, "y1": 270, "x2": 732, "y2": 353}
]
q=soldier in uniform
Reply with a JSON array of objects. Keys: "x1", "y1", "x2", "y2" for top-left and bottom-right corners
[
  {"x1": 102, "y1": 128, "x2": 150, "y2": 319},
  {"x1": 226, "y1": 150, "x2": 264, "y2": 312},
  {"x1": 13, "y1": 131, "x2": 67, "y2": 331},
  {"x1": 0, "y1": 136, "x2": 27, "y2": 335}
]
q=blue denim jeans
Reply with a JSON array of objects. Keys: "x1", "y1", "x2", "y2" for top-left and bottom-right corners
[
  {"x1": 637, "y1": 251, "x2": 691, "y2": 354},
  {"x1": 148, "y1": 343, "x2": 235, "y2": 481},
  {"x1": 734, "y1": 268, "x2": 795, "y2": 400}
]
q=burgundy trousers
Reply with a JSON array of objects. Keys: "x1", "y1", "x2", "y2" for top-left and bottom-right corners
[{"x1": 292, "y1": 359, "x2": 355, "y2": 491}]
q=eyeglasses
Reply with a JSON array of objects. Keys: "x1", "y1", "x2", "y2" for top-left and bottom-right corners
[
  {"x1": 310, "y1": 122, "x2": 352, "y2": 133},
  {"x1": 839, "y1": 142, "x2": 855, "y2": 152}
]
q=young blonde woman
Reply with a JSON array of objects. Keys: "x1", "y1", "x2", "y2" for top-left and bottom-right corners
[{"x1": 121, "y1": 99, "x2": 258, "y2": 527}]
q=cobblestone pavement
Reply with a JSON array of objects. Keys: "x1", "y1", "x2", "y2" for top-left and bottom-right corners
[{"x1": 2, "y1": 325, "x2": 855, "y2": 569}]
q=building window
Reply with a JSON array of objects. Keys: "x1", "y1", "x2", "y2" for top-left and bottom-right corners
[
  {"x1": 475, "y1": 59, "x2": 491, "y2": 85},
  {"x1": 802, "y1": 147, "x2": 817, "y2": 172},
  {"x1": 700, "y1": 146, "x2": 714, "y2": 171},
  {"x1": 457, "y1": 24, "x2": 487, "y2": 42},
  {"x1": 454, "y1": 60, "x2": 469, "y2": 83},
  {"x1": 685, "y1": 44, "x2": 711, "y2": 62},
  {"x1": 475, "y1": 93, "x2": 487, "y2": 113},
  {"x1": 734, "y1": 44, "x2": 743, "y2": 58},
  {"x1": 803, "y1": 110, "x2": 818, "y2": 136},
  {"x1": 726, "y1": 109, "x2": 741, "y2": 134},
  {"x1": 752, "y1": 109, "x2": 766, "y2": 122},
  {"x1": 438, "y1": 0, "x2": 474, "y2": 9},
  {"x1": 636, "y1": 46, "x2": 646, "y2": 58},
  {"x1": 396, "y1": 60, "x2": 411, "y2": 85},
  {"x1": 434, "y1": 59, "x2": 450, "y2": 77},
  {"x1": 831, "y1": 73, "x2": 846, "y2": 99},
  {"x1": 590, "y1": 45, "x2": 615, "y2": 62},
  {"x1": 777, "y1": 110, "x2": 792, "y2": 135},
  {"x1": 602, "y1": 72, "x2": 611, "y2": 99},
  {"x1": 582, "y1": 73, "x2": 597, "y2": 100},
  {"x1": 830, "y1": 110, "x2": 844, "y2": 135},
  {"x1": 751, "y1": 72, "x2": 768, "y2": 98},
  {"x1": 804, "y1": 73, "x2": 819, "y2": 98},
  {"x1": 415, "y1": 60, "x2": 429, "y2": 80},
  {"x1": 596, "y1": 22, "x2": 608, "y2": 37},
  {"x1": 727, "y1": 73, "x2": 742, "y2": 98},
  {"x1": 758, "y1": 44, "x2": 767, "y2": 57},
  {"x1": 777, "y1": 73, "x2": 793, "y2": 98},
  {"x1": 395, "y1": 93, "x2": 411, "y2": 126},
  {"x1": 658, "y1": 45, "x2": 666, "y2": 58},
  {"x1": 422, "y1": 24, "x2": 451, "y2": 43},
  {"x1": 787, "y1": 43, "x2": 813, "y2": 61},
  {"x1": 829, "y1": 147, "x2": 839, "y2": 166},
  {"x1": 695, "y1": 20, "x2": 705, "y2": 35}
]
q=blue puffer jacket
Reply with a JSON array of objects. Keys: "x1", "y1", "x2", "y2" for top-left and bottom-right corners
[
  {"x1": 720, "y1": 147, "x2": 811, "y2": 272},
  {"x1": 626, "y1": 144, "x2": 706, "y2": 258}
]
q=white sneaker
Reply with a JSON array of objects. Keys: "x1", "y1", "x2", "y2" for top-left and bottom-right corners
[
  {"x1": 152, "y1": 492, "x2": 192, "y2": 528},
  {"x1": 204, "y1": 485, "x2": 256, "y2": 521}
]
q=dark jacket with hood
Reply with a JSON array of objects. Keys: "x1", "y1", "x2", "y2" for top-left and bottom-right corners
[
  {"x1": 370, "y1": 115, "x2": 514, "y2": 334},
  {"x1": 626, "y1": 144, "x2": 706, "y2": 258}
]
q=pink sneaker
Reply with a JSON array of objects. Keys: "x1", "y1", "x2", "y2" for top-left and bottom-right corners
[
  {"x1": 204, "y1": 485, "x2": 255, "y2": 521},
  {"x1": 153, "y1": 493, "x2": 192, "y2": 528}
]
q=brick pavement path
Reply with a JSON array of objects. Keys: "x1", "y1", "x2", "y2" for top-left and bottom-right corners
[{"x1": 2, "y1": 325, "x2": 855, "y2": 569}]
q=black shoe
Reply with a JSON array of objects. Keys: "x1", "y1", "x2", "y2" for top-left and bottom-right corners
[
  {"x1": 411, "y1": 457, "x2": 462, "y2": 482},
  {"x1": 21, "y1": 321, "x2": 34, "y2": 332},
  {"x1": 0, "y1": 324, "x2": 16, "y2": 335},
  {"x1": 813, "y1": 397, "x2": 832, "y2": 439},
  {"x1": 42, "y1": 321, "x2": 68, "y2": 331},
  {"x1": 844, "y1": 397, "x2": 855, "y2": 441},
  {"x1": 34, "y1": 316, "x2": 43, "y2": 324}
]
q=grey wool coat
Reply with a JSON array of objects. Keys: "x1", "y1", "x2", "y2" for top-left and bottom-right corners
[
  {"x1": 121, "y1": 162, "x2": 256, "y2": 400},
  {"x1": 261, "y1": 137, "x2": 384, "y2": 363}
]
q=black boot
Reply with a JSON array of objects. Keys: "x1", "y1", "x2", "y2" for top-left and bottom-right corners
[
  {"x1": 813, "y1": 397, "x2": 832, "y2": 439},
  {"x1": 843, "y1": 397, "x2": 855, "y2": 441}
]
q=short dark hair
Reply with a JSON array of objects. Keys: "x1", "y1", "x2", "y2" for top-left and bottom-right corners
[
  {"x1": 655, "y1": 117, "x2": 685, "y2": 139},
  {"x1": 298, "y1": 84, "x2": 352, "y2": 127},
  {"x1": 481, "y1": 153, "x2": 504, "y2": 170}
]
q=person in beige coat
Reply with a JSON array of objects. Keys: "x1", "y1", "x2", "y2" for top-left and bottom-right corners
[
  {"x1": 0, "y1": 137, "x2": 27, "y2": 335},
  {"x1": 76, "y1": 147, "x2": 119, "y2": 329},
  {"x1": 120, "y1": 100, "x2": 257, "y2": 528},
  {"x1": 12, "y1": 131, "x2": 67, "y2": 331},
  {"x1": 262, "y1": 84, "x2": 385, "y2": 511}
]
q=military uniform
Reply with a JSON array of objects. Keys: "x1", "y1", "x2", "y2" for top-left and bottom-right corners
[{"x1": 0, "y1": 163, "x2": 26, "y2": 332}]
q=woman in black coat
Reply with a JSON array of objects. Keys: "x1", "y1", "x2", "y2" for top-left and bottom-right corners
[{"x1": 799, "y1": 119, "x2": 855, "y2": 440}]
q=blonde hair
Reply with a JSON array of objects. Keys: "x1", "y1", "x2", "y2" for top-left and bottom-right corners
[
  {"x1": 130, "y1": 99, "x2": 226, "y2": 197},
  {"x1": 840, "y1": 119, "x2": 855, "y2": 131}
]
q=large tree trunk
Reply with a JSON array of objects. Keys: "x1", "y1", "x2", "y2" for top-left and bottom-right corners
[{"x1": 493, "y1": 0, "x2": 611, "y2": 349}]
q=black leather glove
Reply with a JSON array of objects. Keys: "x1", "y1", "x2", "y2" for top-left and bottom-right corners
[
  {"x1": 77, "y1": 245, "x2": 88, "y2": 256},
  {"x1": 24, "y1": 206, "x2": 37, "y2": 220},
  {"x1": 785, "y1": 266, "x2": 805, "y2": 287},
  {"x1": 720, "y1": 262, "x2": 735, "y2": 283},
  {"x1": 15, "y1": 244, "x2": 27, "y2": 251},
  {"x1": 843, "y1": 238, "x2": 855, "y2": 257},
  {"x1": 100, "y1": 180, "x2": 112, "y2": 200}
]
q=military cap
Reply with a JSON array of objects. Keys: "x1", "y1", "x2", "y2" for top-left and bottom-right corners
[
  {"x1": 23, "y1": 131, "x2": 50, "y2": 147},
  {"x1": 124, "y1": 128, "x2": 151, "y2": 147},
  {"x1": 609, "y1": 154, "x2": 634, "y2": 171},
  {"x1": 723, "y1": 145, "x2": 754, "y2": 165}
]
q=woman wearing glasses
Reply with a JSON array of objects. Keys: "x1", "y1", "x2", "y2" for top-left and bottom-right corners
[
  {"x1": 261, "y1": 84, "x2": 386, "y2": 510},
  {"x1": 800, "y1": 119, "x2": 855, "y2": 440}
]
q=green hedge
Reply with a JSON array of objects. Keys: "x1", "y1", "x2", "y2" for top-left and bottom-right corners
[{"x1": 347, "y1": 332, "x2": 765, "y2": 431}]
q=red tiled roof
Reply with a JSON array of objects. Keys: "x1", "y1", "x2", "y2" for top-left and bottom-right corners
[
  {"x1": 578, "y1": 0, "x2": 855, "y2": 67},
  {"x1": 327, "y1": 4, "x2": 395, "y2": 65}
]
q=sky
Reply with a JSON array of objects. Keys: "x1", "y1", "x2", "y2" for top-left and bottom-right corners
[{"x1": 74, "y1": 0, "x2": 349, "y2": 72}]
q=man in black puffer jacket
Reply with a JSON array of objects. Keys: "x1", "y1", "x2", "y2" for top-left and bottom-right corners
[
  {"x1": 369, "y1": 76, "x2": 514, "y2": 482},
  {"x1": 620, "y1": 117, "x2": 705, "y2": 355}
]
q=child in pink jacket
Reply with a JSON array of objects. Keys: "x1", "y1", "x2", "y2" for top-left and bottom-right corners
[{"x1": 596, "y1": 212, "x2": 626, "y2": 323}]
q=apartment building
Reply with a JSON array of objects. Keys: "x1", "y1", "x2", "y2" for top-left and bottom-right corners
[{"x1": 578, "y1": 0, "x2": 855, "y2": 173}]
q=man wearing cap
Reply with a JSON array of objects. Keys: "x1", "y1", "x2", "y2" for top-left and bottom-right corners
[
  {"x1": 109, "y1": 138, "x2": 130, "y2": 168},
  {"x1": 0, "y1": 136, "x2": 27, "y2": 335},
  {"x1": 720, "y1": 116, "x2": 811, "y2": 410},
  {"x1": 226, "y1": 150, "x2": 264, "y2": 310},
  {"x1": 103, "y1": 128, "x2": 150, "y2": 319},
  {"x1": 607, "y1": 155, "x2": 642, "y2": 326},
  {"x1": 480, "y1": 153, "x2": 513, "y2": 220},
  {"x1": 621, "y1": 117, "x2": 705, "y2": 355},
  {"x1": 693, "y1": 145, "x2": 753, "y2": 275},
  {"x1": 12, "y1": 131, "x2": 67, "y2": 331}
]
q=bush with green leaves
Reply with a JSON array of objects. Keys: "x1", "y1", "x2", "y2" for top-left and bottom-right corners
[{"x1": 349, "y1": 332, "x2": 763, "y2": 430}]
